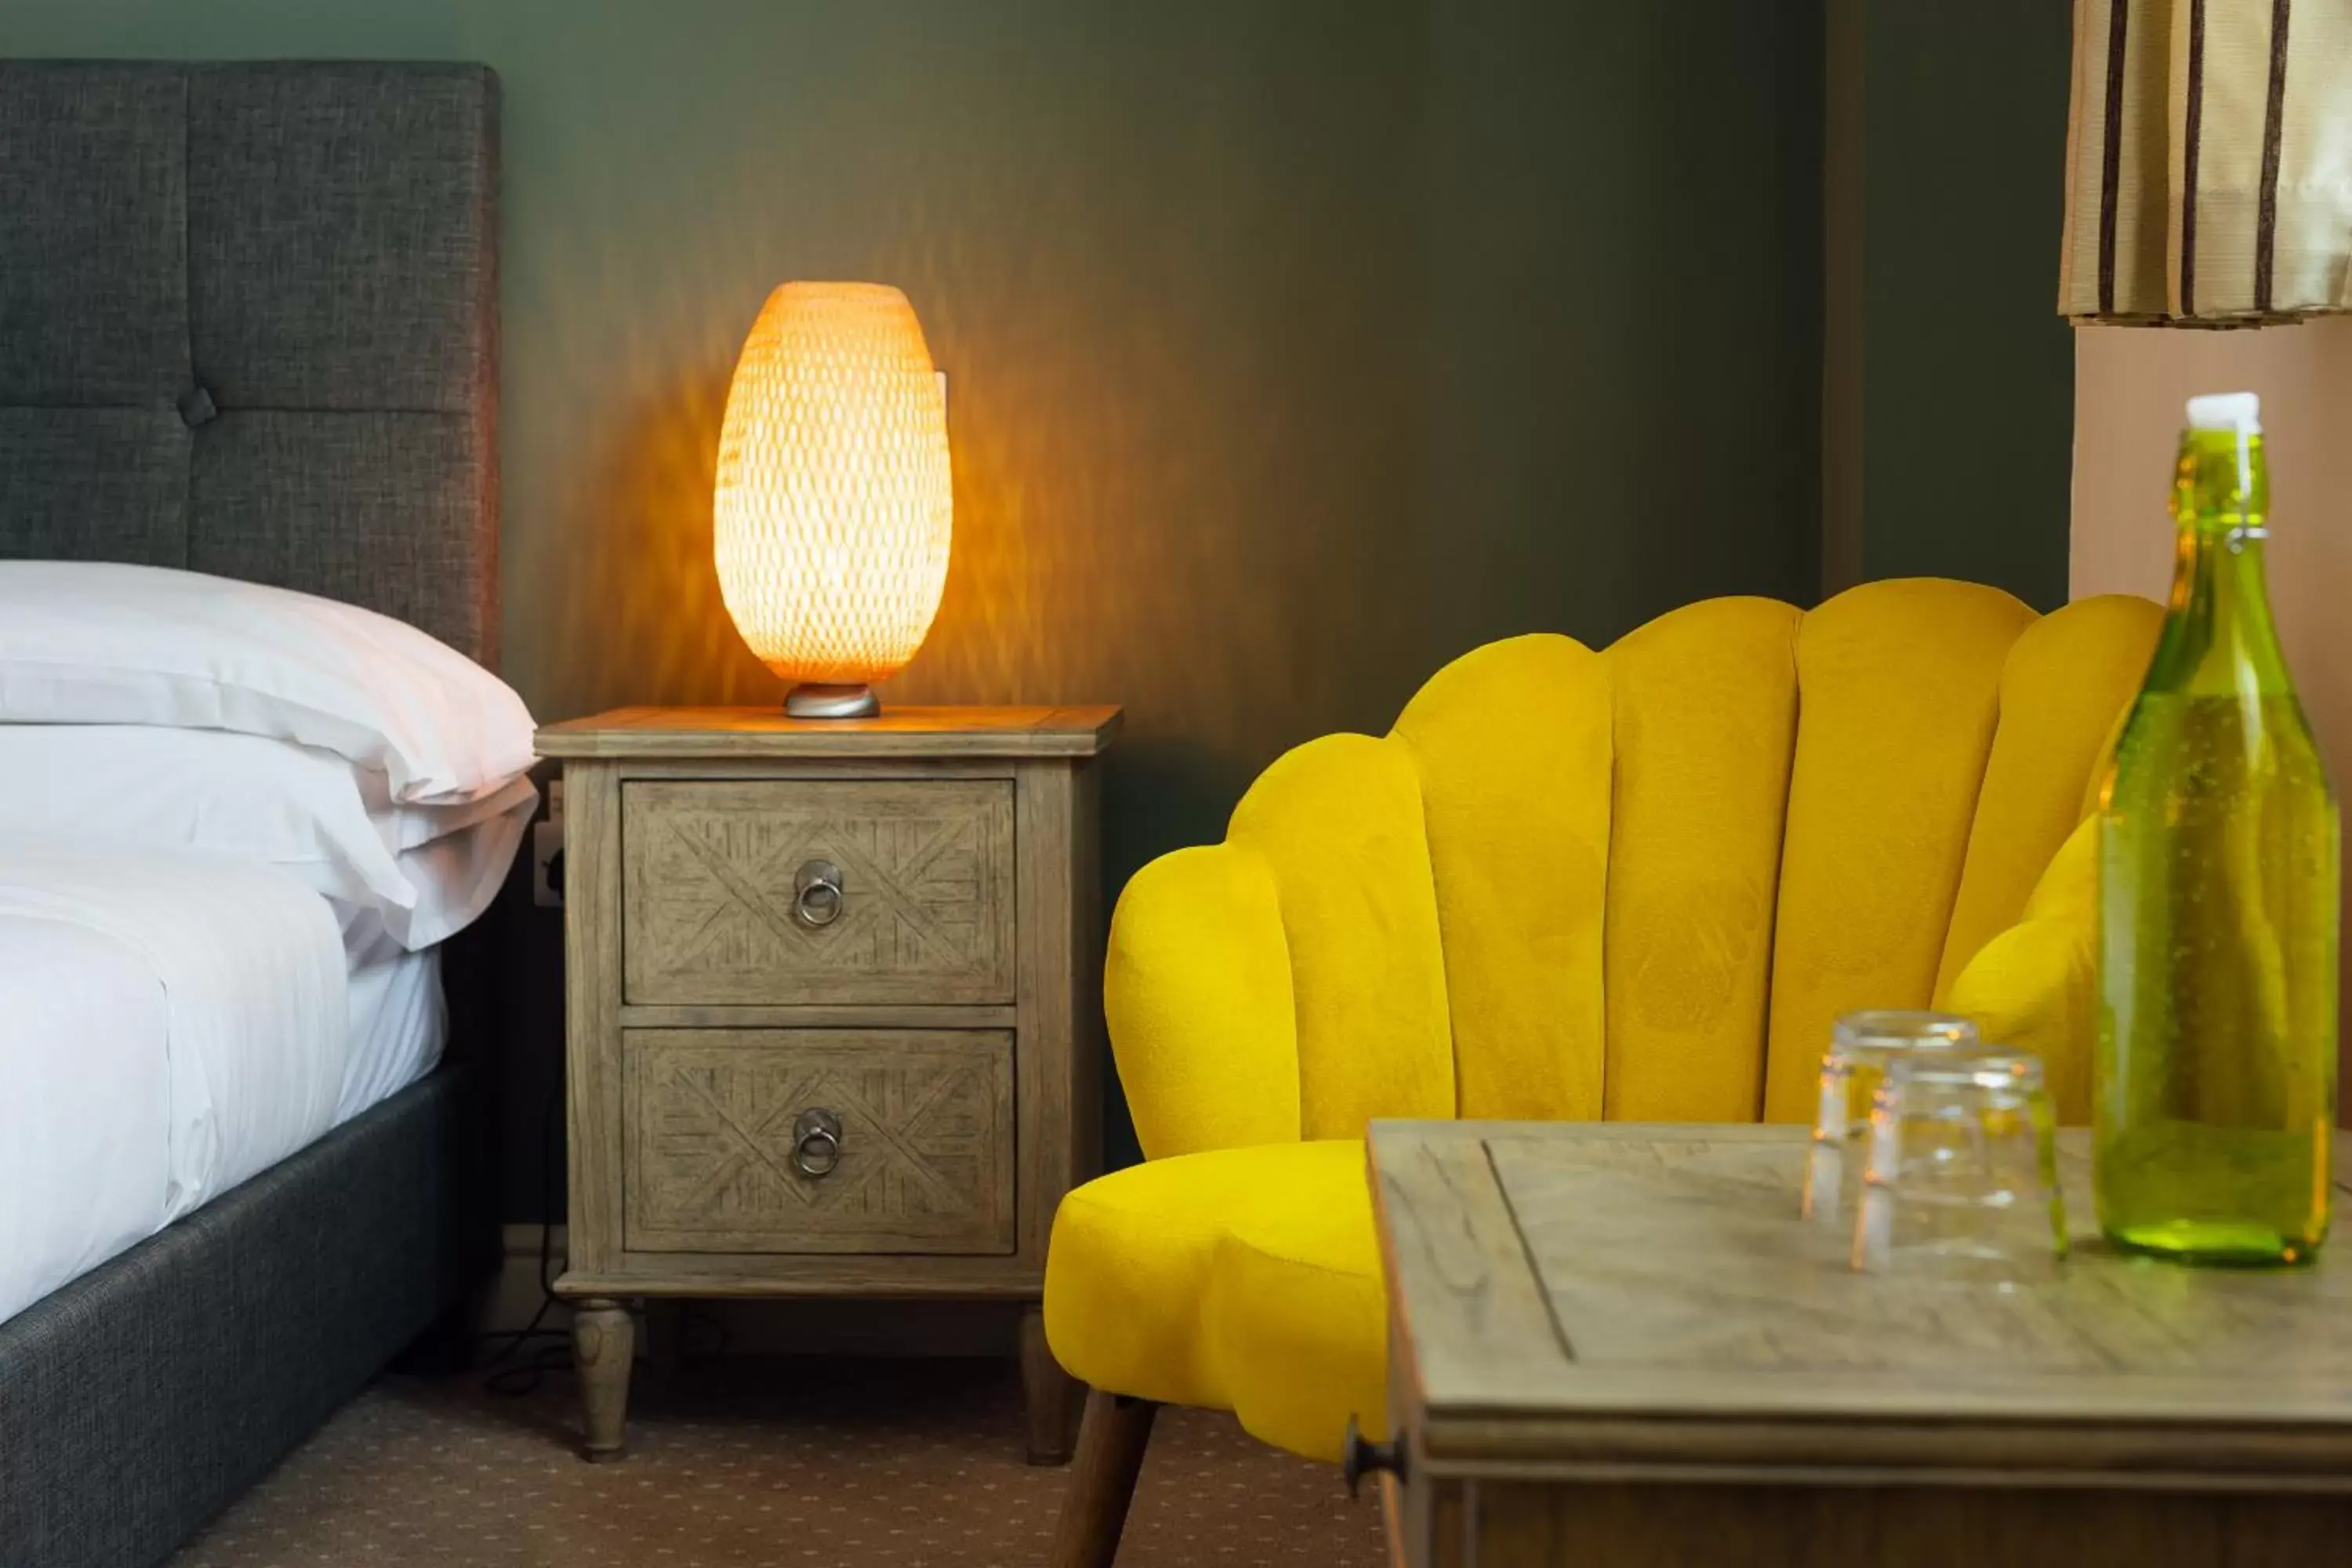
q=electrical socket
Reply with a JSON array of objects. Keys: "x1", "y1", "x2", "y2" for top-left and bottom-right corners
[{"x1": 532, "y1": 778, "x2": 565, "y2": 908}]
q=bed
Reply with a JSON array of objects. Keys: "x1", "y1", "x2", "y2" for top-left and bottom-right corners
[{"x1": 0, "y1": 60, "x2": 509, "y2": 1568}]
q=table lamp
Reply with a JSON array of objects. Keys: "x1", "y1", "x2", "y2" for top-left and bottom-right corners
[{"x1": 712, "y1": 281, "x2": 953, "y2": 718}]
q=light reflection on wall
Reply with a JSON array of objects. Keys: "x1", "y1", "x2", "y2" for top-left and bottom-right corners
[{"x1": 502, "y1": 6, "x2": 1450, "y2": 881}]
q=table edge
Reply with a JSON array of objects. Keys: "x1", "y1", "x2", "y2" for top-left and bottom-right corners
[
  {"x1": 535, "y1": 704, "x2": 1124, "y2": 759},
  {"x1": 1370, "y1": 1119, "x2": 2352, "y2": 1475}
]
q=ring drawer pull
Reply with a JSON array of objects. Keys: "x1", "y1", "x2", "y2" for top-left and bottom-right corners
[
  {"x1": 793, "y1": 859, "x2": 845, "y2": 927},
  {"x1": 792, "y1": 1108, "x2": 844, "y2": 1177}
]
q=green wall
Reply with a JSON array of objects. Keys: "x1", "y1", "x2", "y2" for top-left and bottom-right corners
[
  {"x1": 5, "y1": 1, "x2": 1823, "y2": 1180},
  {"x1": 1824, "y1": 0, "x2": 2076, "y2": 606}
]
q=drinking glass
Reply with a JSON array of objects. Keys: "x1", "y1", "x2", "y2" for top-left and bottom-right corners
[
  {"x1": 1851, "y1": 1050, "x2": 2067, "y2": 1283},
  {"x1": 1803, "y1": 1011, "x2": 1979, "y2": 1225}
]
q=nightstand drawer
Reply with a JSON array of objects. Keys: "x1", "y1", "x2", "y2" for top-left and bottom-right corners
[
  {"x1": 621, "y1": 779, "x2": 1015, "y2": 1005},
  {"x1": 622, "y1": 1029, "x2": 1015, "y2": 1254}
]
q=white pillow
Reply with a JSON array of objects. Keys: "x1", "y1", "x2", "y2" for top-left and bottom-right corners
[
  {"x1": 0, "y1": 561, "x2": 535, "y2": 805},
  {"x1": 0, "y1": 724, "x2": 535, "y2": 949},
  {"x1": 361, "y1": 769, "x2": 543, "y2": 853}
]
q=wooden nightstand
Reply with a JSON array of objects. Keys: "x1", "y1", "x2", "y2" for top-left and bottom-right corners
[{"x1": 534, "y1": 705, "x2": 1120, "y2": 1463}]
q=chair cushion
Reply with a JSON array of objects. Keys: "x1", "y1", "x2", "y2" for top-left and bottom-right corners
[{"x1": 1044, "y1": 1139, "x2": 1385, "y2": 1461}]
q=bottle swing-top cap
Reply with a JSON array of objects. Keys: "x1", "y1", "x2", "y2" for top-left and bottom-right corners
[
  {"x1": 2180, "y1": 391, "x2": 2264, "y2": 536},
  {"x1": 2186, "y1": 390, "x2": 2261, "y2": 434}
]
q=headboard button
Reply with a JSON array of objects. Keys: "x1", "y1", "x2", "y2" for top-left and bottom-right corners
[{"x1": 176, "y1": 383, "x2": 218, "y2": 428}]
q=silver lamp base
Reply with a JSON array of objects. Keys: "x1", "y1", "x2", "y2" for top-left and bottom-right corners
[{"x1": 783, "y1": 681, "x2": 880, "y2": 720}]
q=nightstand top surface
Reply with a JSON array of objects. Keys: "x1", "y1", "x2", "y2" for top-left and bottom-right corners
[{"x1": 535, "y1": 704, "x2": 1122, "y2": 760}]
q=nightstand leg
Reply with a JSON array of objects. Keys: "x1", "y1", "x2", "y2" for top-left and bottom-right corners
[
  {"x1": 1021, "y1": 1303, "x2": 1081, "y2": 1465},
  {"x1": 574, "y1": 1298, "x2": 635, "y2": 1461}
]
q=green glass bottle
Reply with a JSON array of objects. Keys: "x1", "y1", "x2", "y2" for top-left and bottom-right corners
[{"x1": 2096, "y1": 391, "x2": 2339, "y2": 1265}]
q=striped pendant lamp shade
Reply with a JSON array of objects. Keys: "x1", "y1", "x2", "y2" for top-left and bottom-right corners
[{"x1": 2060, "y1": 0, "x2": 2352, "y2": 324}]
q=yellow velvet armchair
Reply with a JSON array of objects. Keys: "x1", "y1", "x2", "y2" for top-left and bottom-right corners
[{"x1": 1041, "y1": 579, "x2": 2161, "y2": 1563}]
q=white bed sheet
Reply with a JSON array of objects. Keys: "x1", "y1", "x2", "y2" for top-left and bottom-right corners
[
  {"x1": 340, "y1": 913, "x2": 447, "y2": 1123},
  {"x1": 0, "y1": 844, "x2": 448, "y2": 1328},
  {"x1": 0, "y1": 915, "x2": 170, "y2": 1321}
]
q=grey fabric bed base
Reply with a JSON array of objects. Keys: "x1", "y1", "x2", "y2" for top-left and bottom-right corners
[
  {"x1": 0, "y1": 1063, "x2": 488, "y2": 1568},
  {"x1": 0, "y1": 60, "x2": 506, "y2": 1565}
]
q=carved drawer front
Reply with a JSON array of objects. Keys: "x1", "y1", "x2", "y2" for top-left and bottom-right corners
[
  {"x1": 623, "y1": 1029, "x2": 1014, "y2": 1254},
  {"x1": 622, "y1": 779, "x2": 1014, "y2": 1005}
]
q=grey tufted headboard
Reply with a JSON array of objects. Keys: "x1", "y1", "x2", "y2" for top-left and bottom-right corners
[{"x1": 0, "y1": 60, "x2": 501, "y2": 667}]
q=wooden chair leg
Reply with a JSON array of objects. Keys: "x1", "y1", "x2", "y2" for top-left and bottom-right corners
[
  {"x1": 1048, "y1": 1388, "x2": 1160, "y2": 1568},
  {"x1": 1020, "y1": 1305, "x2": 1083, "y2": 1465}
]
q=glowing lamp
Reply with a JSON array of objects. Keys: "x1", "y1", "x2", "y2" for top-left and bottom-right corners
[{"x1": 713, "y1": 281, "x2": 953, "y2": 718}]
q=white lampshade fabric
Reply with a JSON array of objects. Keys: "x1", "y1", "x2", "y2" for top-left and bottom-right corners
[{"x1": 713, "y1": 282, "x2": 953, "y2": 686}]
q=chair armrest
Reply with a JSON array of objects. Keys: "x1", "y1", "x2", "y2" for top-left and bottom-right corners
[
  {"x1": 1105, "y1": 842, "x2": 1303, "y2": 1160},
  {"x1": 1943, "y1": 815, "x2": 2100, "y2": 1122}
]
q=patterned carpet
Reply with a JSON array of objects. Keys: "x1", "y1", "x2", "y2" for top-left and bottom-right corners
[{"x1": 169, "y1": 1355, "x2": 1385, "y2": 1566}]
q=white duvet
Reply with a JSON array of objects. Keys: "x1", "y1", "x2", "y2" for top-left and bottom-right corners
[{"x1": 0, "y1": 841, "x2": 350, "y2": 1325}]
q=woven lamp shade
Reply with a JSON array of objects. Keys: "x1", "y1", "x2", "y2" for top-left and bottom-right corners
[{"x1": 713, "y1": 281, "x2": 953, "y2": 691}]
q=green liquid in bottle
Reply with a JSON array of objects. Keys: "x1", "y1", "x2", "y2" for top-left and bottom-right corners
[{"x1": 2096, "y1": 402, "x2": 2339, "y2": 1266}]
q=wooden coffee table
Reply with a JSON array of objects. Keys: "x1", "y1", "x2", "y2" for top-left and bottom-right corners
[{"x1": 1367, "y1": 1121, "x2": 2352, "y2": 1566}]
